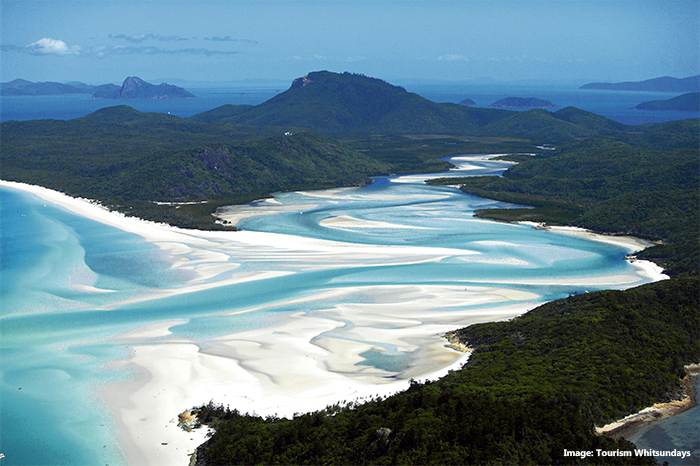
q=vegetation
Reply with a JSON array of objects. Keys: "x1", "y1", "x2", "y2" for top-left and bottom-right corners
[
  {"x1": 189, "y1": 71, "x2": 632, "y2": 140},
  {"x1": 449, "y1": 120, "x2": 699, "y2": 277},
  {"x1": 339, "y1": 134, "x2": 535, "y2": 175},
  {"x1": 3, "y1": 71, "x2": 699, "y2": 464},
  {"x1": 0, "y1": 106, "x2": 387, "y2": 228},
  {"x1": 579, "y1": 75, "x2": 700, "y2": 92},
  {"x1": 193, "y1": 278, "x2": 697, "y2": 465},
  {"x1": 634, "y1": 92, "x2": 700, "y2": 112}
]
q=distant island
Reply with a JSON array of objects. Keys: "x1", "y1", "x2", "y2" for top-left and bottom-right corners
[
  {"x1": 93, "y1": 76, "x2": 196, "y2": 99},
  {"x1": 490, "y1": 97, "x2": 557, "y2": 109},
  {"x1": 0, "y1": 78, "x2": 119, "y2": 96},
  {"x1": 458, "y1": 98, "x2": 476, "y2": 106},
  {"x1": 580, "y1": 75, "x2": 700, "y2": 92},
  {"x1": 634, "y1": 92, "x2": 700, "y2": 111},
  {"x1": 1, "y1": 76, "x2": 195, "y2": 99}
]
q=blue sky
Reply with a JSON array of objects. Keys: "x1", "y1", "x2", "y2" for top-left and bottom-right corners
[{"x1": 1, "y1": 0, "x2": 698, "y2": 85}]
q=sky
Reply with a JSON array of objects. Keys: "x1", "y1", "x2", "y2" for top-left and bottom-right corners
[{"x1": 1, "y1": 0, "x2": 698, "y2": 86}]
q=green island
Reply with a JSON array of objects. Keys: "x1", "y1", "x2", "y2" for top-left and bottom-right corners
[{"x1": 2, "y1": 71, "x2": 698, "y2": 465}]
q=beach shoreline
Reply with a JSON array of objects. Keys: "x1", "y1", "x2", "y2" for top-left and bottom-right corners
[
  {"x1": 520, "y1": 222, "x2": 669, "y2": 283},
  {"x1": 1, "y1": 179, "x2": 670, "y2": 466},
  {"x1": 596, "y1": 364, "x2": 700, "y2": 439}
]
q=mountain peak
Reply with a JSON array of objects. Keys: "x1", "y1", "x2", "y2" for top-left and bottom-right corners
[
  {"x1": 93, "y1": 77, "x2": 195, "y2": 99},
  {"x1": 122, "y1": 76, "x2": 148, "y2": 90}
]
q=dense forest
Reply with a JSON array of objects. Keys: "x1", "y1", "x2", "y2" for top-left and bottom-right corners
[{"x1": 2, "y1": 70, "x2": 698, "y2": 464}]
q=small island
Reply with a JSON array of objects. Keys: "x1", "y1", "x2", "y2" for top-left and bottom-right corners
[
  {"x1": 458, "y1": 98, "x2": 476, "y2": 106},
  {"x1": 1, "y1": 76, "x2": 196, "y2": 99},
  {"x1": 92, "y1": 76, "x2": 195, "y2": 99},
  {"x1": 490, "y1": 97, "x2": 557, "y2": 109},
  {"x1": 0, "y1": 78, "x2": 119, "y2": 96}
]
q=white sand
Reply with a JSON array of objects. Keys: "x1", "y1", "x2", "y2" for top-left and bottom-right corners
[
  {"x1": 319, "y1": 214, "x2": 434, "y2": 230},
  {"x1": 104, "y1": 285, "x2": 538, "y2": 466},
  {"x1": 1, "y1": 180, "x2": 669, "y2": 465},
  {"x1": 521, "y1": 223, "x2": 669, "y2": 283}
]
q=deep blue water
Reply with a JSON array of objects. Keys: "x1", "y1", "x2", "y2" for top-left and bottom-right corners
[
  {"x1": 408, "y1": 82, "x2": 699, "y2": 126},
  {"x1": 0, "y1": 86, "x2": 282, "y2": 122},
  {"x1": 0, "y1": 83, "x2": 697, "y2": 125}
]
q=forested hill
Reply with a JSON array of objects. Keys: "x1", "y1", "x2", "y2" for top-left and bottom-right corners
[
  {"x1": 634, "y1": 92, "x2": 700, "y2": 111},
  {"x1": 3, "y1": 71, "x2": 699, "y2": 464},
  {"x1": 189, "y1": 71, "x2": 508, "y2": 134},
  {"x1": 0, "y1": 106, "x2": 385, "y2": 228},
  {"x1": 580, "y1": 75, "x2": 700, "y2": 92},
  {"x1": 433, "y1": 118, "x2": 700, "y2": 277},
  {"x1": 189, "y1": 71, "x2": 628, "y2": 139}
]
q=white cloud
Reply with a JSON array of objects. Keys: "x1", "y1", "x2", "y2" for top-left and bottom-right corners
[
  {"x1": 437, "y1": 54, "x2": 469, "y2": 62},
  {"x1": 109, "y1": 33, "x2": 189, "y2": 43},
  {"x1": 26, "y1": 38, "x2": 81, "y2": 56}
]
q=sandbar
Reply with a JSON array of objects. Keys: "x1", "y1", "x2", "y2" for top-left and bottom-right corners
[{"x1": 1, "y1": 180, "x2": 669, "y2": 466}]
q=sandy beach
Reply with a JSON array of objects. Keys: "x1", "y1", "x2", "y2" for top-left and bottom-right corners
[
  {"x1": 597, "y1": 364, "x2": 700, "y2": 439},
  {"x1": 1, "y1": 180, "x2": 669, "y2": 465}
]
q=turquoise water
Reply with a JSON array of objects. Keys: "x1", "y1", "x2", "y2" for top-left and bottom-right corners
[{"x1": 0, "y1": 156, "x2": 661, "y2": 465}]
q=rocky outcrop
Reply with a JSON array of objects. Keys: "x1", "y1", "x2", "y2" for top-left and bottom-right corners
[
  {"x1": 290, "y1": 74, "x2": 314, "y2": 89},
  {"x1": 93, "y1": 76, "x2": 195, "y2": 99}
]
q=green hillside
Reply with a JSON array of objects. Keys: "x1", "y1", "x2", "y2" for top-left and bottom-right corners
[
  {"x1": 0, "y1": 106, "x2": 385, "y2": 228},
  {"x1": 190, "y1": 71, "x2": 628, "y2": 139},
  {"x1": 190, "y1": 71, "x2": 509, "y2": 134},
  {"x1": 3, "y1": 71, "x2": 699, "y2": 465},
  {"x1": 634, "y1": 92, "x2": 700, "y2": 111},
  {"x1": 441, "y1": 119, "x2": 700, "y2": 276}
]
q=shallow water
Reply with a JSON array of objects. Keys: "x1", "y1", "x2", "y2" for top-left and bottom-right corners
[{"x1": 0, "y1": 155, "x2": 662, "y2": 465}]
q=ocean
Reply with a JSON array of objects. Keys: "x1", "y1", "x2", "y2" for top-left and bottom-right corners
[
  {"x1": 0, "y1": 84, "x2": 697, "y2": 465},
  {"x1": 1, "y1": 82, "x2": 698, "y2": 124}
]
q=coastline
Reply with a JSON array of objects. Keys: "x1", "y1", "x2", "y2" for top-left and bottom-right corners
[
  {"x1": 520, "y1": 222, "x2": 669, "y2": 283},
  {"x1": 1, "y1": 179, "x2": 670, "y2": 466},
  {"x1": 597, "y1": 364, "x2": 700, "y2": 439}
]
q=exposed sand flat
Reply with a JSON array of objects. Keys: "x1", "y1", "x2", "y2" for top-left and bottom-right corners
[
  {"x1": 1, "y1": 180, "x2": 477, "y2": 307},
  {"x1": 215, "y1": 201, "x2": 318, "y2": 226},
  {"x1": 2, "y1": 180, "x2": 667, "y2": 465},
  {"x1": 319, "y1": 214, "x2": 434, "y2": 230},
  {"x1": 519, "y1": 222, "x2": 655, "y2": 252},
  {"x1": 293, "y1": 188, "x2": 446, "y2": 201},
  {"x1": 520, "y1": 223, "x2": 669, "y2": 283},
  {"x1": 106, "y1": 283, "x2": 537, "y2": 466},
  {"x1": 546, "y1": 225, "x2": 656, "y2": 252}
]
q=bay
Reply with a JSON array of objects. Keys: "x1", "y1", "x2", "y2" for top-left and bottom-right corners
[{"x1": 0, "y1": 155, "x2": 663, "y2": 465}]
